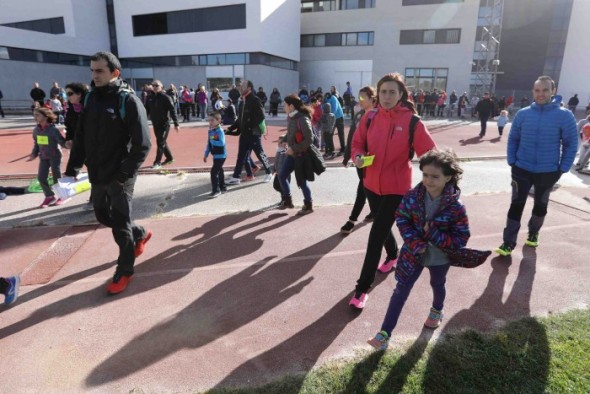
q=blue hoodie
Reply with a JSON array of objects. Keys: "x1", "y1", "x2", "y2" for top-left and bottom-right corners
[
  {"x1": 507, "y1": 95, "x2": 578, "y2": 173},
  {"x1": 204, "y1": 126, "x2": 226, "y2": 159}
]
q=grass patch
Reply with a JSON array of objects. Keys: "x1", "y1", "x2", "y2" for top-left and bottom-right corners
[{"x1": 206, "y1": 308, "x2": 590, "y2": 393}]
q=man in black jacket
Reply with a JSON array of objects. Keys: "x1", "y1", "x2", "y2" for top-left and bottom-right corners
[
  {"x1": 65, "y1": 51, "x2": 152, "y2": 295},
  {"x1": 225, "y1": 80, "x2": 272, "y2": 184},
  {"x1": 474, "y1": 92, "x2": 495, "y2": 137},
  {"x1": 147, "y1": 80, "x2": 179, "y2": 169},
  {"x1": 29, "y1": 82, "x2": 46, "y2": 108}
]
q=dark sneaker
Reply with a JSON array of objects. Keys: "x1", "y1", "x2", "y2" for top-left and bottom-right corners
[
  {"x1": 494, "y1": 243, "x2": 513, "y2": 256},
  {"x1": 363, "y1": 213, "x2": 374, "y2": 223},
  {"x1": 208, "y1": 191, "x2": 221, "y2": 199},
  {"x1": 4, "y1": 276, "x2": 20, "y2": 305},
  {"x1": 340, "y1": 221, "x2": 355, "y2": 234},
  {"x1": 524, "y1": 233, "x2": 539, "y2": 247},
  {"x1": 134, "y1": 230, "x2": 153, "y2": 258},
  {"x1": 107, "y1": 272, "x2": 133, "y2": 295}
]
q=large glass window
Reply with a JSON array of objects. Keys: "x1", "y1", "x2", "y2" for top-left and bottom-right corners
[
  {"x1": 405, "y1": 68, "x2": 448, "y2": 92},
  {"x1": 400, "y1": 29, "x2": 460, "y2": 44},
  {"x1": 402, "y1": 0, "x2": 463, "y2": 5},
  {"x1": 132, "y1": 5, "x2": 246, "y2": 36},
  {"x1": 301, "y1": 32, "x2": 374, "y2": 47},
  {"x1": 301, "y1": 1, "x2": 337, "y2": 13},
  {"x1": 1, "y1": 17, "x2": 65, "y2": 34},
  {"x1": 340, "y1": 0, "x2": 376, "y2": 10}
]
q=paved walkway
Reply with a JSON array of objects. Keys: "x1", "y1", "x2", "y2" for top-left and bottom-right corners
[{"x1": 1, "y1": 115, "x2": 589, "y2": 392}]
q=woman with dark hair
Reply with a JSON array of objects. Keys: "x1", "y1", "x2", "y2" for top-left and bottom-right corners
[
  {"x1": 269, "y1": 88, "x2": 281, "y2": 116},
  {"x1": 340, "y1": 86, "x2": 377, "y2": 234},
  {"x1": 349, "y1": 73, "x2": 436, "y2": 310},
  {"x1": 278, "y1": 94, "x2": 315, "y2": 215},
  {"x1": 63, "y1": 82, "x2": 88, "y2": 147}
]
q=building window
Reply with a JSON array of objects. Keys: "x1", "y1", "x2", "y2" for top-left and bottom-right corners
[
  {"x1": 402, "y1": 0, "x2": 464, "y2": 5},
  {"x1": 132, "y1": 5, "x2": 246, "y2": 37},
  {"x1": 400, "y1": 29, "x2": 461, "y2": 44},
  {"x1": 340, "y1": 0, "x2": 376, "y2": 10},
  {"x1": 1, "y1": 17, "x2": 65, "y2": 34},
  {"x1": 301, "y1": 31, "x2": 374, "y2": 47},
  {"x1": 405, "y1": 68, "x2": 448, "y2": 91},
  {"x1": 301, "y1": 1, "x2": 337, "y2": 13}
]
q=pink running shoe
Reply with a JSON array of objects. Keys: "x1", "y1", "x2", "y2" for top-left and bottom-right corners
[
  {"x1": 40, "y1": 196, "x2": 57, "y2": 208},
  {"x1": 53, "y1": 198, "x2": 69, "y2": 206},
  {"x1": 349, "y1": 292, "x2": 368, "y2": 309},
  {"x1": 377, "y1": 257, "x2": 397, "y2": 273},
  {"x1": 242, "y1": 175, "x2": 255, "y2": 182}
]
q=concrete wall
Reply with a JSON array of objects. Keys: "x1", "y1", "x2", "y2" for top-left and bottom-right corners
[
  {"x1": 0, "y1": 59, "x2": 90, "y2": 105},
  {"x1": 0, "y1": 0, "x2": 110, "y2": 55},
  {"x1": 558, "y1": 0, "x2": 590, "y2": 105},
  {"x1": 114, "y1": 0, "x2": 299, "y2": 61},
  {"x1": 300, "y1": 0, "x2": 479, "y2": 95}
]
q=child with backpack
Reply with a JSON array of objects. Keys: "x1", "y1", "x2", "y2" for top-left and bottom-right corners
[
  {"x1": 203, "y1": 112, "x2": 226, "y2": 198},
  {"x1": 497, "y1": 110, "x2": 509, "y2": 137},
  {"x1": 368, "y1": 149, "x2": 488, "y2": 350},
  {"x1": 28, "y1": 107, "x2": 68, "y2": 208}
]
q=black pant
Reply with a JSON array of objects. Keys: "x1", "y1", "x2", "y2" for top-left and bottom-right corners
[
  {"x1": 270, "y1": 102, "x2": 279, "y2": 116},
  {"x1": 232, "y1": 134, "x2": 271, "y2": 178},
  {"x1": 349, "y1": 167, "x2": 368, "y2": 221},
  {"x1": 154, "y1": 124, "x2": 173, "y2": 164},
  {"x1": 355, "y1": 189, "x2": 403, "y2": 293},
  {"x1": 0, "y1": 100, "x2": 4, "y2": 118},
  {"x1": 38, "y1": 157, "x2": 61, "y2": 197},
  {"x1": 92, "y1": 176, "x2": 146, "y2": 275},
  {"x1": 479, "y1": 116, "x2": 489, "y2": 135},
  {"x1": 334, "y1": 117, "x2": 345, "y2": 153},
  {"x1": 180, "y1": 103, "x2": 190, "y2": 121},
  {"x1": 503, "y1": 166, "x2": 561, "y2": 247},
  {"x1": 211, "y1": 158, "x2": 226, "y2": 192}
]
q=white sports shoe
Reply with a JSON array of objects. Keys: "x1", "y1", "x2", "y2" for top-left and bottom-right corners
[
  {"x1": 225, "y1": 176, "x2": 241, "y2": 185},
  {"x1": 263, "y1": 173, "x2": 273, "y2": 183}
]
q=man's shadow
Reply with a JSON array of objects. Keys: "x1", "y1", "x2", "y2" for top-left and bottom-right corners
[
  {"x1": 421, "y1": 248, "x2": 550, "y2": 392},
  {"x1": 0, "y1": 211, "x2": 295, "y2": 338},
  {"x1": 84, "y1": 233, "x2": 348, "y2": 386},
  {"x1": 459, "y1": 136, "x2": 484, "y2": 146}
]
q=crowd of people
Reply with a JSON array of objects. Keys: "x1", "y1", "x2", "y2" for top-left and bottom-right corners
[{"x1": 1, "y1": 52, "x2": 584, "y2": 365}]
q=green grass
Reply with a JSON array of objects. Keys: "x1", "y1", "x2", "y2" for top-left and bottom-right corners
[{"x1": 206, "y1": 308, "x2": 590, "y2": 394}]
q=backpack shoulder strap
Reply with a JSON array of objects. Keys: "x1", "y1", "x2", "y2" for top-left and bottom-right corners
[
  {"x1": 83, "y1": 90, "x2": 92, "y2": 108},
  {"x1": 408, "y1": 114, "x2": 420, "y2": 160},
  {"x1": 117, "y1": 89, "x2": 132, "y2": 121},
  {"x1": 365, "y1": 108, "x2": 378, "y2": 130}
]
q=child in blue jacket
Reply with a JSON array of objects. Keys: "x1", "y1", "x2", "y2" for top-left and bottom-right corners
[{"x1": 203, "y1": 112, "x2": 227, "y2": 198}]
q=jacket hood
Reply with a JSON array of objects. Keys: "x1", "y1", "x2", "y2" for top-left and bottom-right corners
[
  {"x1": 322, "y1": 102, "x2": 332, "y2": 113},
  {"x1": 531, "y1": 95, "x2": 562, "y2": 111}
]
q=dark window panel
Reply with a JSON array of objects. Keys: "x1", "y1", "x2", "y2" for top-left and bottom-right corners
[
  {"x1": 325, "y1": 33, "x2": 341, "y2": 46},
  {"x1": 301, "y1": 35, "x2": 314, "y2": 47}
]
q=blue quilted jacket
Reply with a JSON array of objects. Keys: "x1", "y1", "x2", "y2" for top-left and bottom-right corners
[{"x1": 508, "y1": 95, "x2": 578, "y2": 173}]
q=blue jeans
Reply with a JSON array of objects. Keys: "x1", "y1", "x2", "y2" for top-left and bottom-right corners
[
  {"x1": 381, "y1": 263, "x2": 450, "y2": 337},
  {"x1": 279, "y1": 155, "x2": 312, "y2": 201}
]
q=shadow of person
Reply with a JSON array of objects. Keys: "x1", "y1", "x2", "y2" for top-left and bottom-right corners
[
  {"x1": 212, "y1": 295, "x2": 361, "y2": 391},
  {"x1": 0, "y1": 211, "x2": 295, "y2": 339},
  {"x1": 459, "y1": 136, "x2": 484, "y2": 146},
  {"x1": 489, "y1": 136, "x2": 502, "y2": 144},
  {"x1": 85, "y1": 233, "x2": 347, "y2": 387},
  {"x1": 422, "y1": 248, "x2": 549, "y2": 392}
]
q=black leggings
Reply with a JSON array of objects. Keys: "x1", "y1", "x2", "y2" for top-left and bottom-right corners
[{"x1": 355, "y1": 189, "x2": 403, "y2": 293}]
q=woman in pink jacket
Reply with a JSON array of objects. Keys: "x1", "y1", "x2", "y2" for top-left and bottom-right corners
[{"x1": 349, "y1": 73, "x2": 436, "y2": 309}]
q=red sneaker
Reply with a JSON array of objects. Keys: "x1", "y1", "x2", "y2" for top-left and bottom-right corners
[
  {"x1": 107, "y1": 273, "x2": 133, "y2": 295},
  {"x1": 134, "y1": 230, "x2": 153, "y2": 258}
]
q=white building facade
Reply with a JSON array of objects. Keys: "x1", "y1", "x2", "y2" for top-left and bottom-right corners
[{"x1": 0, "y1": 0, "x2": 588, "y2": 107}]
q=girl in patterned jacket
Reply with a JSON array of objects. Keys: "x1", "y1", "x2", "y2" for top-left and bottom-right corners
[{"x1": 368, "y1": 149, "x2": 468, "y2": 350}]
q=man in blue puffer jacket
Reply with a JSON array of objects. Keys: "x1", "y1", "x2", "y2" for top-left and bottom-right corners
[{"x1": 495, "y1": 76, "x2": 578, "y2": 256}]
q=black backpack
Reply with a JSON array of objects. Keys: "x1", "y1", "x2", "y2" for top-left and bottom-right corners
[{"x1": 365, "y1": 109, "x2": 421, "y2": 160}]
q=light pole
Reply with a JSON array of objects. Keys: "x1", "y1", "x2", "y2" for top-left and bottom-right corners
[{"x1": 491, "y1": 59, "x2": 500, "y2": 95}]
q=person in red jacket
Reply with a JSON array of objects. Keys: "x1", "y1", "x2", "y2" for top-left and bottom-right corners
[{"x1": 349, "y1": 73, "x2": 436, "y2": 310}]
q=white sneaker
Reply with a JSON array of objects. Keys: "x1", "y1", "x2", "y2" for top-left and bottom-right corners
[
  {"x1": 225, "y1": 176, "x2": 241, "y2": 185},
  {"x1": 263, "y1": 173, "x2": 273, "y2": 183}
]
